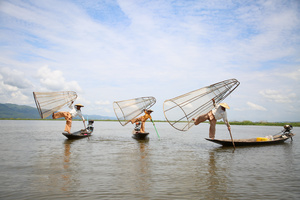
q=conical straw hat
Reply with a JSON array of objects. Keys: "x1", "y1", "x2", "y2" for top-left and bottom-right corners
[{"x1": 219, "y1": 103, "x2": 230, "y2": 109}]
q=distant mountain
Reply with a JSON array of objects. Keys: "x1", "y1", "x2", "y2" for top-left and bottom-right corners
[
  {"x1": 0, "y1": 103, "x2": 40, "y2": 119},
  {"x1": 0, "y1": 103, "x2": 116, "y2": 120}
]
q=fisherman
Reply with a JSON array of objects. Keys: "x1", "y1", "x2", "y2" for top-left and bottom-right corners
[
  {"x1": 130, "y1": 109, "x2": 153, "y2": 133},
  {"x1": 52, "y1": 101, "x2": 85, "y2": 134},
  {"x1": 192, "y1": 98, "x2": 231, "y2": 139}
]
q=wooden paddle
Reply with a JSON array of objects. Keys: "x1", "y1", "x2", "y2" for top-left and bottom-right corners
[
  {"x1": 228, "y1": 129, "x2": 236, "y2": 150},
  {"x1": 83, "y1": 120, "x2": 89, "y2": 140},
  {"x1": 151, "y1": 119, "x2": 160, "y2": 139}
]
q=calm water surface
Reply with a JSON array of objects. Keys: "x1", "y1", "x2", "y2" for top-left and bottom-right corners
[{"x1": 0, "y1": 120, "x2": 299, "y2": 199}]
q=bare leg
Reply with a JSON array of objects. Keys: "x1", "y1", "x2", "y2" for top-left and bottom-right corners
[
  {"x1": 193, "y1": 113, "x2": 209, "y2": 125},
  {"x1": 65, "y1": 114, "x2": 72, "y2": 133},
  {"x1": 140, "y1": 121, "x2": 145, "y2": 133},
  {"x1": 131, "y1": 116, "x2": 143, "y2": 124},
  {"x1": 53, "y1": 112, "x2": 72, "y2": 133},
  {"x1": 209, "y1": 118, "x2": 216, "y2": 139},
  {"x1": 53, "y1": 112, "x2": 68, "y2": 119}
]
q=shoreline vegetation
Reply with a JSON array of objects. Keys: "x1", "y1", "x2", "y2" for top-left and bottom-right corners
[{"x1": 0, "y1": 118, "x2": 299, "y2": 127}]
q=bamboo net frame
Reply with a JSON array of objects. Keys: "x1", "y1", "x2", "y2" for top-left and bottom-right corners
[
  {"x1": 163, "y1": 79, "x2": 240, "y2": 131},
  {"x1": 33, "y1": 91, "x2": 77, "y2": 119},
  {"x1": 113, "y1": 96, "x2": 156, "y2": 126}
]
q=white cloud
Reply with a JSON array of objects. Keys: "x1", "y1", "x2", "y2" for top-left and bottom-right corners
[
  {"x1": 0, "y1": 80, "x2": 30, "y2": 104},
  {"x1": 0, "y1": 67, "x2": 32, "y2": 104},
  {"x1": 0, "y1": 0, "x2": 299, "y2": 121},
  {"x1": 0, "y1": 79, "x2": 18, "y2": 93},
  {"x1": 234, "y1": 101, "x2": 267, "y2": 112},
  {"x1": 260, "y1": 89, "x2": 296, "y2": 103},
  {"x1": 95, "y1": 100, "x2": 110, "y2": 105},
  {"x1": 0, "y1": 67, "x2": 32, "y2": 89},
  {"x1": 246, "y1": 102, "x2": 267, "y2": 111},
  {"x1": 10, "y1": 90, "x2": 29, "y2": 102},
  {"x1": 277, "y1": 68, "x2": 300, "y2": 81},
  {"x1": 36, "y1": 66, "x2": 82, "y2": 92}
]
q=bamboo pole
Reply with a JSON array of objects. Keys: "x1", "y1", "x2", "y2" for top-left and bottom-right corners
[
  {"x1": 151, "y1": 119, "x2": 160, "y2": 139},
  {"x1": 228, "y1": 129, "x2": 236, "y2": 150}
]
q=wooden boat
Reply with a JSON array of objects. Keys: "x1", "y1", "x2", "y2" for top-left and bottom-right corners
[
  {"x1": 132, "y1": 131, "x2": 149, "y2": 140},
  {"x1": 62, "y1": 120, "x2": 94, "y2": 139},
  {"x1": 206, "y1": 125, "x2": 295, "y2": 147},
  {"x1": 132, "y1": 122, "x2": 149, "y2": 140}
]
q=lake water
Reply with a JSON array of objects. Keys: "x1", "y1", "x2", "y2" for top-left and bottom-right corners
[{"x1": 0, "y1": 120, "x2": 299, "y2": 200}]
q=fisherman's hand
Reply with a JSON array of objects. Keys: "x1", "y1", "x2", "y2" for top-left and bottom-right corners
[
  {"x1": 228, "y1": 126, "x2": 231, "y2": 131},
  {"x1": 212, "y1": 98, "x2": 216, "y2": 106}
]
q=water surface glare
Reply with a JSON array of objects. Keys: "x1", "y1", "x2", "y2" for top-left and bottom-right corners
[{"x1": 0, "y1": 120, "x2": 299, "y2": 199}]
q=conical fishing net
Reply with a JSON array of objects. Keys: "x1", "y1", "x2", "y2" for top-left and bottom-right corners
[
  {"x1": 163, "y1": 79, "x2": 240, "y2": 131},
  {"x1": 113, "y1": 96, "x2": 156, "y2": 126},
  {"x1": 33, "y1": 91, "x2": 78, "y2": 119}
]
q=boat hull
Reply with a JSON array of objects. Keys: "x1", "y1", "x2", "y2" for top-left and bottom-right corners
[
  {"x1": 132, "y1": 131, "x2": 149, "y2": 140},
  {"x1": 62, "y1": 121, "x2": 94, "y2": 139},
  {"x1": 62, "y1": 129, "x2": 92, "y2": 139},
  {"x1": 206, "y1": 133, "x2": 294, "y2": 147}
]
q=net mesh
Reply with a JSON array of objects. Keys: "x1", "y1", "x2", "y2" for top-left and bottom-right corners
[
  {"x1": 113, "y1": 96, "x2": 156, "y2": 126},
  {"x1": 33, "y1": 91, "x2": 78, "y2": 119},
  {"x1": 163, "y1": 79, "x2": 240, "y2": 131}
]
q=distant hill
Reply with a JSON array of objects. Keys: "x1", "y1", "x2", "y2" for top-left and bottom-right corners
[
  {"x1": 0, "y1": 103, "x2": 40, "y2": 119},
  {"x1": 0, "y1": 103, "x2": 116, "y2": 120}
]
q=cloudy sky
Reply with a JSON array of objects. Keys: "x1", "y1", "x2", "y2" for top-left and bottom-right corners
[{"x1": 0, "y1": 0, "x2": 299, "y2": 122}]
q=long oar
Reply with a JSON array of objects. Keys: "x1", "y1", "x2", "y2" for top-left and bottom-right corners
[
  {"x1": 83, "y1": 119, "x2": 89, "y2": 139},
  {"x1": 86, "y1": 116, "x2": 88, "y2": 128},
  {"x1": 228, "y1": 129, "x2": 236, "y2": 150},
  {"x1": 151, "y1": 119, "x2": 160, "y2": 139},
  {"x1": 83, "y1": 119, "x2": 87, "y2": 129}
]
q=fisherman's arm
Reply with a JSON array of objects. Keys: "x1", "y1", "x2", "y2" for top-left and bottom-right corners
[
  {"x1": 223, "y1": 113, "x2": 231, "y2": 131},
  {"x1": 78, "y1": 112, "x2": 85, "y2": 123},
  {"x1": 69, "y1": 101, "x2": 74, "y2": 109},
  {"x1": 212, "y1": 98, "x2": 216, "y2": 108},
  {"x1": 226, "y1": 121, "x2": 231, "y2": 131}
]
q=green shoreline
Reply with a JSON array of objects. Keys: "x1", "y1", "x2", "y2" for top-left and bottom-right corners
[{"x1": 0, "y1": 118, "x2": 299, "y2": 127}]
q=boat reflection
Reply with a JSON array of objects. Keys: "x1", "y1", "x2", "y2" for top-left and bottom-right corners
[
  {"x1": 131, "y1": 139, "x2": 151, "y2": 193},
  {"x1": 61, "y1": 139, "x2": 73, "y2": 191}
]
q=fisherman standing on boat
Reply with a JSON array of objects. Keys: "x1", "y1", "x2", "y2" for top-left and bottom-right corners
[
  {"x1": 192, "y1": 98, "x2": 231, "y2": 139},
  {"x1": 130, "y1": 109, "x2": 153, "y2": 133},
  {"x1": 52, "y1": 101, "x2": 85, "y2": 134}
]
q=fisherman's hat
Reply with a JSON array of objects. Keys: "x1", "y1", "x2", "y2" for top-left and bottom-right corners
[
  {"x1": 219, "y1": 103, "x2": 230, "y2": 109},
  {"x1": 75, "y1": 103, "x2": 84, "y2": 107}
]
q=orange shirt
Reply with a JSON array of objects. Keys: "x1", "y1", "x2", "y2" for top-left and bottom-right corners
[{"x1": 142, "y1": 110, "x2": 152, "y2": 122}]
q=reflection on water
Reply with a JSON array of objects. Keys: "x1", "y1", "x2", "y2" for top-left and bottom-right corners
[
  {"x1": 0, "y1": 120, "x2": 299, "y2": 199},
  {"x1": 206, "y1": 150, "x2": 228, "y2": 199},
  {"x1": 131, "y1": 140, "x2": 150, "y2": 194},
  {"x1": 32, "y1": 139, "x2": 78, "y2": 194},
  {"x1": 62, "y1": 140, "x2": 72, "y2": 192}
]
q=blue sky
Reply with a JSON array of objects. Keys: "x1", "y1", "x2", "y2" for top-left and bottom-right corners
[{"x1": 0, "y1": 0, "x2": 299, "y2": 122}]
